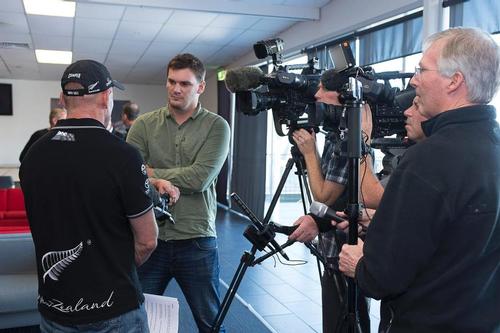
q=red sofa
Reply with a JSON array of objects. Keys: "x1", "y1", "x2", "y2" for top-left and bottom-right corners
[
  {"x1": 0, "y1": 188, "x2": 30, "y2": 234},
  {"x1": 0, "y1": 188, "x2": 38, "y2": 329}
]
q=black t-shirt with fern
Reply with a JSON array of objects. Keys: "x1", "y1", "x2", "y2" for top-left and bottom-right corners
[{"x1": 20, "y1": 118, "x2": 153, "y2": 325}]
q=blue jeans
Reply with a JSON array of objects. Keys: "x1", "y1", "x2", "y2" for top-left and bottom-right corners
[
  {"x1": 138, "y1": 237, "x2": 225, "y2": 333},
  {"x1": 40, "y1": 304, "x2": 149, "y2": 332}
]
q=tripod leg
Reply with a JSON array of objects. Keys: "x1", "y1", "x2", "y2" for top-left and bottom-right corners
[
  {"x1": 294, "y1": 154, "x2": 313, "y2": 206},
  {"x1": 211, "y1": 247, "x2": 257, "y2": 332},
  {"x1": 262, "y1": 158, "x2": 295, "y2": 225},
  {"x1": 297, "y1": 175, "x2": 308, "y2": 213}
]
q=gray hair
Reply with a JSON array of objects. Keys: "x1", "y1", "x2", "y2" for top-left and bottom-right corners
[{"x1": 424, "y1": 27, "x2": 500, "y2": 104}]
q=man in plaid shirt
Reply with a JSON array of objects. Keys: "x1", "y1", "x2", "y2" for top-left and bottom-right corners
[{"x1": 289, "y1": 69, "x2": 383, "y2": 333}]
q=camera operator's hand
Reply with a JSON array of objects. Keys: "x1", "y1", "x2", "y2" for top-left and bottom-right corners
[
  {"x1": 292, "y1": 129, "x2": 317, "y2": 156},
  {"x1": 149, "y1": 178, "x2": 180, "y2": 204},
  {"x1": 334, "y1": 209, "x2": 374, "y2": 234},
  {"x1": 339, "y1": 238, "x2": 364, "y2": 278},
  {"x1": 288, "y1": 215, "x2": 319, "y2": 242}
]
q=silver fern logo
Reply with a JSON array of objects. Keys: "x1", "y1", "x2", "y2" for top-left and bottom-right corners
[{"x1": 41, "y1": 242, "x2": 84, "y2": 283}]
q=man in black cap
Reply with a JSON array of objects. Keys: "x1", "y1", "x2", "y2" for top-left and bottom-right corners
[{"x1": 20, "y1": 59, "x2": 167, "y2": 332}]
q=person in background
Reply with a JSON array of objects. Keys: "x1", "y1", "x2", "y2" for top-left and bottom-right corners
[
  {"x1": 19, "y1": 107, "x2": 67, "y2": 162},
  {"x1": 113, "y1": 102, "x2": 140, "y2": 140}
]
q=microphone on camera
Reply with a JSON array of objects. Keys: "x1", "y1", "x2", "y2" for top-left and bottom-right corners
[
  {"x1": 224, "y1": 67, "x2": 265, "y2": 93},
  {"x1": 309, "y1": 201, "x2": 345, "y2": 223}
]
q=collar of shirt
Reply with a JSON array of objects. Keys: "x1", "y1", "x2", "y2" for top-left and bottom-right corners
[
  {"x1": 164, "y1": 103, "x2": 202, "y2": 121},
  {"x1": 53, "y1": 118, "x2": 106, "y2": 129},
  {"x1": 421, "y1": 104, "x2": 496, "y2": 137}
]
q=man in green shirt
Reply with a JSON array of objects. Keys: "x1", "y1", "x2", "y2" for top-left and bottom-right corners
[{"x1": 127, "y1": 53, "x2": 230, "y2": 333}]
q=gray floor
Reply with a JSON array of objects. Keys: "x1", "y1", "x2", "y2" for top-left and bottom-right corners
[{"x1": 216, "y1": 205, "x2": 381, "y2": 333}]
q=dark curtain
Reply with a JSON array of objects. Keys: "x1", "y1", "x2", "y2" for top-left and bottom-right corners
[
  {"x1": 305, "y1": 12, "x2": 423, "y2": 68},
  {"x1": 449, "y1": 0, "x2": 500, "y2": 33},
  {"x1": 230, "y1": 105, "x2": 267, "y2": 219},
  {"x1": 358, "y1": 13, "x2": 423, "y2": 66},
  {"x1": 216, "y1": 80, "x2": 230, "y2": 206}
]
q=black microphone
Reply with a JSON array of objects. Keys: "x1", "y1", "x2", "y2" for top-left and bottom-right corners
[
  {"x1": 224, "y1": 67, "x2": 264, "y2": 93},
  {"x1": 309, "y1": 201, "x2": 345, "y2": 223}
]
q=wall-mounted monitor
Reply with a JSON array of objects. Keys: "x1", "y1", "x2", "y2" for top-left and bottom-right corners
[{"x1": 0, "y1": 83, "x2": 13, "y2": 116}]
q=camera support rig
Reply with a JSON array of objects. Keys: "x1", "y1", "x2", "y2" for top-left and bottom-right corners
[{"x1": 338, "y1": 76, "x2": 364, "y2": 333}]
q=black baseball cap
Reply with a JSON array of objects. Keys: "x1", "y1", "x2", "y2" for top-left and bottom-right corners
[{"x1": 61, "y1": 59, "x2": 124, "y2": 96}]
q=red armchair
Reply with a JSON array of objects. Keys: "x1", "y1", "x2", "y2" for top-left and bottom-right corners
[{"x1": 0, "y1": 188, "x2": 30, "y2": 233}]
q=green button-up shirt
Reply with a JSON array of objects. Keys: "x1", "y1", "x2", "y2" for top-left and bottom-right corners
[{"x1": 127, "y1": 104, "x2": 230, "y2": 240}]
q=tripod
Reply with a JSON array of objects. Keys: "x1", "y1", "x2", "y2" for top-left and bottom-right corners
[
  {"x1": 334, "y1": 79, "x2": 364, "y2": 333},
  {"x1": 211, "y1": 143, "x2": 324, "y2": 333}
]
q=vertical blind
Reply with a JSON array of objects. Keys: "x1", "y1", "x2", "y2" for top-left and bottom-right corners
[
  {"x1": 449, "y1": 0, "x2": 500, "y2": 33},
  {"x1": 305, "y1": 11, "x2": 423, "y2": 67}
]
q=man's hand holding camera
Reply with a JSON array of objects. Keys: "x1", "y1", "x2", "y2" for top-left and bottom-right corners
[
  {"x1": 292, "y1": 129, "x2": 318, "y2": 156},
  {"x1": 149, "y1": 177, "x2": 180, "y2": 204}
]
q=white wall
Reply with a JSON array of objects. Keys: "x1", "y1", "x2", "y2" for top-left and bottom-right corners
[
  {"x1": 200, "y1": 73, "x2": 219, "y2": 113},
  {"x1": 0, "y1": 79, "x2": 165, "y2": 166}
]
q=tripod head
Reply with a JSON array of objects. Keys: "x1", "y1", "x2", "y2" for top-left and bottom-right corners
[{"x1": 230, "y1": 193, "x2": 291, "y2": 260}]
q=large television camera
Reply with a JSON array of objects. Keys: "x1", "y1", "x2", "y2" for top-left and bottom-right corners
[
  {"x1": 225, "y1": 38, "x2": 325, "y2": 136},
  {"x1": 225, "y1": 38, "x2": 416, "y2": 142},
  {"x1": 323, "y1": 42, "x2": 416, "y2": 140}
]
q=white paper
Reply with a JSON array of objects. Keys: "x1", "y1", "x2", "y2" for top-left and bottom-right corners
[{"x1": 144, "y1": 293, "x2": 179, "y2": 333}]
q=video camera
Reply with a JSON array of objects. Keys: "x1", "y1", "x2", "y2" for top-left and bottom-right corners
[
  {"x1": 322, "y1": 42, "x2": 416, "y2": 140},
  {"x1": 225, "y1": 38, "x2": 325, "y2": 137},
  {"x1": 149, "y1": 186, "x2": 175, "y2": 225},
  {"x1": 225, "y1": 38, "x2": 416, "y2": 143}
]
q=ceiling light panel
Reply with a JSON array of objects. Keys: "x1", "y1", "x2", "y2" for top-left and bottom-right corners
[
  {"x1": 35, "y1": 49, "x2": 72, "y2": 64},
  {"x1": 24, "y1": 0, "x2": 76, "y2": 17}
]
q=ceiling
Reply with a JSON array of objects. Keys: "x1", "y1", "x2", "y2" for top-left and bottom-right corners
[{"x1": 0, "y1": 0, "x2": 332, "y2": 85}]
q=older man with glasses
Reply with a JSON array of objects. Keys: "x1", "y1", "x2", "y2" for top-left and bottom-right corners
[{"x1": 339, "y1": 27, "x2": 500, "y2": 333}]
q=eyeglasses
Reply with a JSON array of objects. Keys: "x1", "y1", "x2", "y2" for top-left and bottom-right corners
[{"x1": 414, "y1": 66, "x2": 440, "y2": 76}]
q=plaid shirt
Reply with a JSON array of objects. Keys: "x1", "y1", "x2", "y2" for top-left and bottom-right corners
[
  {"x1": 320, "y1": 132, "x2": 349, "y2": 186},
  {"x1": 317, "y1": 132, "x2": 348, "y2": 270},
  {"x1": 318, "y1": 132, "x2": 373, "y2": 270}
]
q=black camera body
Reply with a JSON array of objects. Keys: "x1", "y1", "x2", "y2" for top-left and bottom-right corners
[
  {"x1": 227, "y1": 38, "x2": 416, "y2": 144},
  {"x1": 149, "y1": 186, "x2": 175, "y2": 225},
  {"x1": 232, "y1": 38, "x2": 324, "y2": 137},
  {"x1": 327, "y1": 51, "x2": 416, "y2": 140}
]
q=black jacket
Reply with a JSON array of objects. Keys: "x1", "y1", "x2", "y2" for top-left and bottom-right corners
[
  {"x1": 356, "y1": 105, "x2": 500, "y2": 333},
  {"x1": 19, "y1": 128, "x2": 49, "y2": 163}
]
